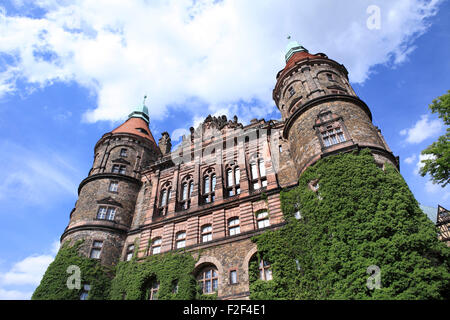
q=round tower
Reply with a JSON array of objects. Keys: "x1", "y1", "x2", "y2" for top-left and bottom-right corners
[
  {"x1": 61, "y1": 102, "x2": 161, "y2": 266},
  {"x1": 273, "y1": 40, "x2": 398, "y2": 176}
]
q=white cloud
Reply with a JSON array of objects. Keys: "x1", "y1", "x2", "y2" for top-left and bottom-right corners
[
  {"x1": 404, "y1": 154, "x2": 416, "y2": 164},
  {"x1": 0, "y1": 240, "x2": 59, "y2": 300},
  {"x1": 0, "y1": 288, "x2": 33, "y2": 300},
  {"x1": 0, "y1": 255, "x2": 54, "y2": 286},
  {"x1": 0, "y1": 141, "x2": 80, "y2": 205},
  {"x1": 400, "y1": 114, "x2": 443, "y2": 144},
  {"x1": 0, "y1": 0, "x2": 443, "y2": 124}
]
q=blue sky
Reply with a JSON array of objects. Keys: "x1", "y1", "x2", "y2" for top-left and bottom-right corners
[{"x1": 0, "y1": 0, "x2": 448, "y2": 299}]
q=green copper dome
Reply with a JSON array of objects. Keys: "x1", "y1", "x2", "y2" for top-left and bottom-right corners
[
  {"x1": 128, "y1": 102, "x2": 150, "y2": 123},
  {"x1": 285, "y1": 40, "x2": 308, "y2": 63}
]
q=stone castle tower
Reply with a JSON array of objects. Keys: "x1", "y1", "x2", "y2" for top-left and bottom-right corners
[{"x1": 59, "y1": 41, "x2": 399, "y2": 299}]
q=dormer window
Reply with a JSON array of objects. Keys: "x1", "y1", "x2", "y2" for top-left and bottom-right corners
[{"x1": 136, "y1": 128, "x2": 149, "y2": 135}]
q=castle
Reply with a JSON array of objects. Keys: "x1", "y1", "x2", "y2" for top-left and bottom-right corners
[{"x1": 60, "y1": 41, "x2": 400, "y2": 300}]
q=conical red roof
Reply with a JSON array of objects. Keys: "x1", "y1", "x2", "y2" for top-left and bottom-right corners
[{"x1": 111, "y1": 117, "x2": 157, "y2": 145}]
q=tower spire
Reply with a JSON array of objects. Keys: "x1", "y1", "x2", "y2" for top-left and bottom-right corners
[
  {"x1": 285, "y1": 37, "x2": 308, "y2": 63},
  {"x1": 128, "y1": 95, "x2": 150, "y2": 123}
]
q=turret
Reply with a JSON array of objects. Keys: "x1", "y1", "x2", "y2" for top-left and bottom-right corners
[
  {"x1": 61, "y1": 100, "x2": 161, "y2": 266},
  {"x1": 273, "y1": 40, "x2": 398, "y2": 176}
]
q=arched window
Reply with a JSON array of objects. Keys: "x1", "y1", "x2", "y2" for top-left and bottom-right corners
[
  {"x1": 201, "y1": 224, "x2": 212, "y2": 243},
  {"x1": 225, "y1": 164, "x2": 241, "y2": 197},
  {"x1": 228, "y1": 217, "x2": 240, "y2": 236},
  {"x1": 202, "y1": 169, "x2": 216, "y2": 204},
  {"x1": 249, "y1": 154, "x2": 267, "y2": 191},
  {"x1": 175, "y1": 231, "x2": 186, "y2": 249},
  {"x1": 158, "y1": 182, "x2": 172, "y2": 216},
  {"x1": 256, "y1": 210, "x2": 270, "y2": 229},
  {"x1": 197, "y1": 266, "x2": 218, "y2": 294},
  {"x1": 151, "y1": 238, "x2": 162, "y2": 255},
  {"x1": 179, "y1": 175, "x2": 194, "y2": 211},
  {"x1": 147, "y1": 279, "x2": 159, "y2": 300}
]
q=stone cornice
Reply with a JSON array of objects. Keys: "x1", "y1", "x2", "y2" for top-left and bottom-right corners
[
  {"x1": 60, "y1": 222, "x2": 129, "y2": 242},
  {"x1": 78, "y1": 173, "x2": 141, "y2": 195}
]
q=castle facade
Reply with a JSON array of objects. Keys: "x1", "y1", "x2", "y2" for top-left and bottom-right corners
[{"x1": 60, "y1": 41, "x2": 398, "y2": 300}]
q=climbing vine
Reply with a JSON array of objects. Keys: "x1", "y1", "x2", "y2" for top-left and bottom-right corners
[
  {"x1": 110, "y1": 249, "x2": 213, "y2": 300},
  {"x1": 32, "y1": 240, "x2": 113, "y2": 300},
  {"x1": 250, "y1": 149, "x2": 450, "y2": 299}
]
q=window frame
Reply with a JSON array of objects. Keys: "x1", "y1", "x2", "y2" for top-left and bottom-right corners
[
  {"x1": 228, "y1": 217, "x2": 240, "y2": 236},
  {"x1": 89, "y1": 240, "x2": 103, "y2": 259},
  {"x1": 197, "y1": 266, "x2": 219, "y2": 294},
  {"x1": 201, "y1": 224, "x2": 213, "y2": 243}
]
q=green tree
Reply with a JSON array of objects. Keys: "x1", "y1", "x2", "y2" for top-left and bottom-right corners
[
  {"x1": 420, "y1": 90, "x2": 450, "y2": 187},
  {"x1": 250, "y1": 150, "x2": 450, "y2": 300}
]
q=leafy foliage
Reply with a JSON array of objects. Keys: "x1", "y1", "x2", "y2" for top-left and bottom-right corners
[
  {"x1": 32, "y1": 241, "x2": 113, "y2": 300},
  {"x1": 420, "y1": 90, "x2": 450, "y2": 187},
  {"x1": 250, "y1": 149, "x2": 450, "y2": 299},
  {"x1": 110, "y1": 250, "x2": 208, "y2": 300}
]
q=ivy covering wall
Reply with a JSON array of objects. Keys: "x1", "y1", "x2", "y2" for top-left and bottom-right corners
[
  {"x1": 32, "y1": 241, "x2": 113, "y2": 300},
  {"x1": 250, "y1": 149, "x2": 450, "y2": 299},
  {"x1": 109, "y1": 250, "x2": 206, "y2": 300},
  {"x1": 32, "y1": 242, "x2": 214, "y2": 300}
]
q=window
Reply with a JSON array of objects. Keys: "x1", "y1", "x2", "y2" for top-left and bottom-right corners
[
  {"x1": 327, "y1": 73, "x2": 333, "y2": 81},
  {"x1": 249, "y1": 157, "x2": 267, "y2": 191},
  {"x1": 160, "y1": 189, "x2": 167, "y2": 207},
  {"x1": 109, "y1": 181, "x2": 118, "y2": 192},
  {"x1": 225, "y1": 165, "x2": 240, "y2": 197},
  {"x1": 172, "y1": 280, "x2": 179, "y2": 294},
  {"x1": 97, "y1": 207, "x2": 107, "y2": 220},
  {"x1": 112, "y1": 165, "x2": 126, "y2": 174},
  {"x1": 180, "y1": 176, "x2": 194, "y2": 210},
  {"x1": 151, "y1": 238, "x2": 162, "y2": 255},
  {"x1": 230, "y1": 270, "x2": 237, "y2": 284},
  {"x1": 158, "y1": 183, "x2": 172, "y2": 216},
  {"x1": 197, "y1": 267, "x2": 218, "y2": 294},
  {"x1": 321, "y1": 127, "x2": 346, "y2": 147},
  {"x1": 201, "y1": 225, "x2": 212, "y2": 243},
  {"x1": 175, "y1": 231, "x2": 186, "y2": 249},
  {"x1": 120, "y1": 148, "x2": 128, "y2": 157},
  {"x1": 126, "y1": 244, "x2": 134, "y2": 261},
  {"x1": 256, "y1": 210, "x2": 270, "y2": 229},
  {"x1": 96, "y1": 206, "x2": 116, "y2": 221},
  {"x1": 228, "y1": 218, "x2": 240, "y2": 236},
  {"x1": 288, "y1": 86, "x2": 295, "y2": 97},
  {"x1": 202, "y1": 170, "x2": 216, "y2": 204},
  {"x1": 90, "y1": 241, "x2": 103, "y2": 259},
  {"x1": 259, "y1": 259, "x2": 272, "y2": 281},
  {"x1": 80, "y1": 284, "x2": 90, "y2": 300},
  {"x1": 148, "y1": 279, "x2": 159, "y2": 300}
]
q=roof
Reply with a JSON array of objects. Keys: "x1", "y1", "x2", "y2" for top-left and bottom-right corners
[{"x1": 111, "y1": 116, "x2": 157, "y2": 145}]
